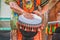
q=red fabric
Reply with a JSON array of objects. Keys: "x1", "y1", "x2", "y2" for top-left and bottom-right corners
[
  {"x1": 17, "y1": 30, "x2": 22, "y2": 40},
  {"x1": 36, "y1": 0, "x2": 41, "y2": 6},
  {"x1": 55, "y1": 23, "x2": 58, "y2": 28}
]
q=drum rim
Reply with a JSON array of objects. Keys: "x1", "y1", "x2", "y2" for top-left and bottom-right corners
[{"x1": 18, "y1": 20, "x2": 42, "y2": 25}]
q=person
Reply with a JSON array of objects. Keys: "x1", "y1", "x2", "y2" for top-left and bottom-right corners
[
  {"x1": 5, "y1": 0, "x2": 59, "y2": 30},
  {"x1": 5, "y1": 0, "x2": 59, "y2": 40},
  {"x1": 52, "y1": 27, "x2": 60, "y2": 40}
]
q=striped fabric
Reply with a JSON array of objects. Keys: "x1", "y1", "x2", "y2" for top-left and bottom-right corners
[{"x1": 45, "y1": 23, "x2": 58, "y2": 35}]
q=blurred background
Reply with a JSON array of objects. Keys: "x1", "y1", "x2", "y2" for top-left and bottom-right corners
[{"x1": 0, "y1": 0, "x2": 11, "y2": 40}]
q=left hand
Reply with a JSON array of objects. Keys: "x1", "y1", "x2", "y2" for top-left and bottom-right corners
[
  {"x1": 40, "y1": 24, "x2": 45, "y2": 30},
  {"x1": 9, "y1": 2, "x2": 24, "y2": 15},
  {"x1": 33, "y1": 10, "x2": 42, "y2": 16}
]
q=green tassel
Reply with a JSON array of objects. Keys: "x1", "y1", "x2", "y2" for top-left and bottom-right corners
[
  {"x1": 48, "y1": 25, "x2": 50, "y2": 34},
  {"x1": 52, "y1": 25, "x2": 55, "y2": 33}
]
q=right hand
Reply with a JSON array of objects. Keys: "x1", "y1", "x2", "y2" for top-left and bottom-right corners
[
  {"x1": 9, "y1": 2, "x2": 34, "y2": 19},
  {"x1": 9, "y1": 2, "x2": 24, "y2": 15},
  {"x1": 33, "y1": 10, "x2": 43, "y2": 17}
]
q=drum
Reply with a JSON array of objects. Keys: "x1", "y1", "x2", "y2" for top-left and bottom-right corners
[
  {"x1": 18, "y1": 14, "x2": 42, "y2": 32},
  {"x1": 18, "y1": 14, "x2": 42, "y2": 39}
]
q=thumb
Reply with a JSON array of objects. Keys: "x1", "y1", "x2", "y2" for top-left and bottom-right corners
[{"x1": 33, "y1": 10, "x2": 40, "y2": 14}]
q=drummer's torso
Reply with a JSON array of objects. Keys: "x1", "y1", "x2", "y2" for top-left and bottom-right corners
[{"x1": 17, "y1": 0, "x2": 41, "y2": 13}]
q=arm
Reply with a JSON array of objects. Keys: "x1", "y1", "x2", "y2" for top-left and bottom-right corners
[
  {"x1": 9, "y1": 2, "x2": 28, "y2": 15},
  {"x1": 5, "y1": 0, "x2": 27, "y2": 15},
  {"x1": 33, "y1": 0, "x2": 58, "y2": 16},
  {"x1": 4, "y1": 0, "x2": 23, "y2": 15},
  {"x1": 40, "y1": 0, "x2": 59, "y2": 28},
  {"x1": 41, "y1": 0, "x2": 59, "y2": 14},
  {"x1": 33, "y1": 0, "x2": 59, "y2": 30}
]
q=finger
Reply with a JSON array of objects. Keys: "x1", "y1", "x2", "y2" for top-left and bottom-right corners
[
  {"x1": 9, "y1": 2, "x2": 18, "y2": 8},
  {"x1": 12, "y1": 9, "x2": 23, "y2": 15},
  {"x1": 33, "y1": 10, "x2": 40, "y2": 15},
  {"x1": 41, "y1": 24, "x2": 45, "y2": 30},
  {"x1": 38, "y1": 6, "x2": 42, "y2": 11},
  {"x1": 9, "y1": 2, "x2": 27, "y2": 14},
  {"x1": 12, "y1": 8, "x2": 21, "y2": 15},
  {"x1": 33, "y1": 10, "x2": 39, "y2": 14}
]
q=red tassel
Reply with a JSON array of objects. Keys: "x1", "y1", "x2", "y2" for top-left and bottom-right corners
[
  {"x1": 49, "y1": 25, "x2": 52, "y2": 34},
  {"x1": 55, "y1": 23, "x2": 58, "y2": 28}
]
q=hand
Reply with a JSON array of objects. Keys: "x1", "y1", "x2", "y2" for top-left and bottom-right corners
[
  {"x1": 9, "y1": 2, "x2": 24, "y2": 15},
  {"x1": 33, "y1": 10, "x2": 42, "y2": 17},
  {"x1": 40, "y1": 24, "x2": 45, "y2": 30}
]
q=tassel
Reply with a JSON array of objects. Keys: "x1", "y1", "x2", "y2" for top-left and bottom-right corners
[
  {"x1": 25, "y1": 28, "x2": 26, "y2": 31},
  {"x1": 54, "y1": 25, "x2": 56, "y2": 32},
  {"x1": 45, "y1": 26, "x2": 48, "y2": 34},
  {"x1": 49, "y1": 25, "x2": 52, "y2": 34},
  {"x1": 32, "y1": 28, "x2": 34, "y2": 31},
  {"x1": 52, "y1": 25, "x2": 55, "y2": 33},
  {"x1": 20, "y1": 26, "x2": 22, "y2": 29},
  {"x1": 55, "y1": 23, "x2": 58, "y2": 28}
]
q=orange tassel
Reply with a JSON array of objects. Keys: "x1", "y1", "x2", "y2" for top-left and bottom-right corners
[
  {"x1": 17, "y1": 30, "x2": 22, "y2": 40},
  {"x1": 45, "y1": 26, "x2": 48, "y2": 34}
]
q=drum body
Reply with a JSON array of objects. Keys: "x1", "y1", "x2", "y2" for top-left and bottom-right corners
[{"x1": 17, "y1": 14, "x2": 42, "y2": 40}]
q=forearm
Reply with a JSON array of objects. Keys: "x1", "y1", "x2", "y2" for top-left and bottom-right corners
[
  {"x1": 11, "y1": 6, "x2": 27, "y2": 15},
  {"x1": 9, "y1": 2, "x2": 27, "y2": 15},
  {"x1": 16, "y1": 7, "x2": 28, "y2": 15},
  {"x1": 41, "y1": 0, "x2": 59, "y2": 14},
  {"x1": 48, "y1": 0, "x2": 59, "y2": 10}
]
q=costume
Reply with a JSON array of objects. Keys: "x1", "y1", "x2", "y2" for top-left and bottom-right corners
[
  {"x1": 5, "y1": 0, "x2": 48, "y2": 40},
  {"x1": 16, "y1": 0, "x2": 42, "y2": 40}
]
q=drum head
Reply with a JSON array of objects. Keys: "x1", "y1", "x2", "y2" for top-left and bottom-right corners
[{"x1": 18, "y1": 14, "x2": 42, "y2": 25}]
